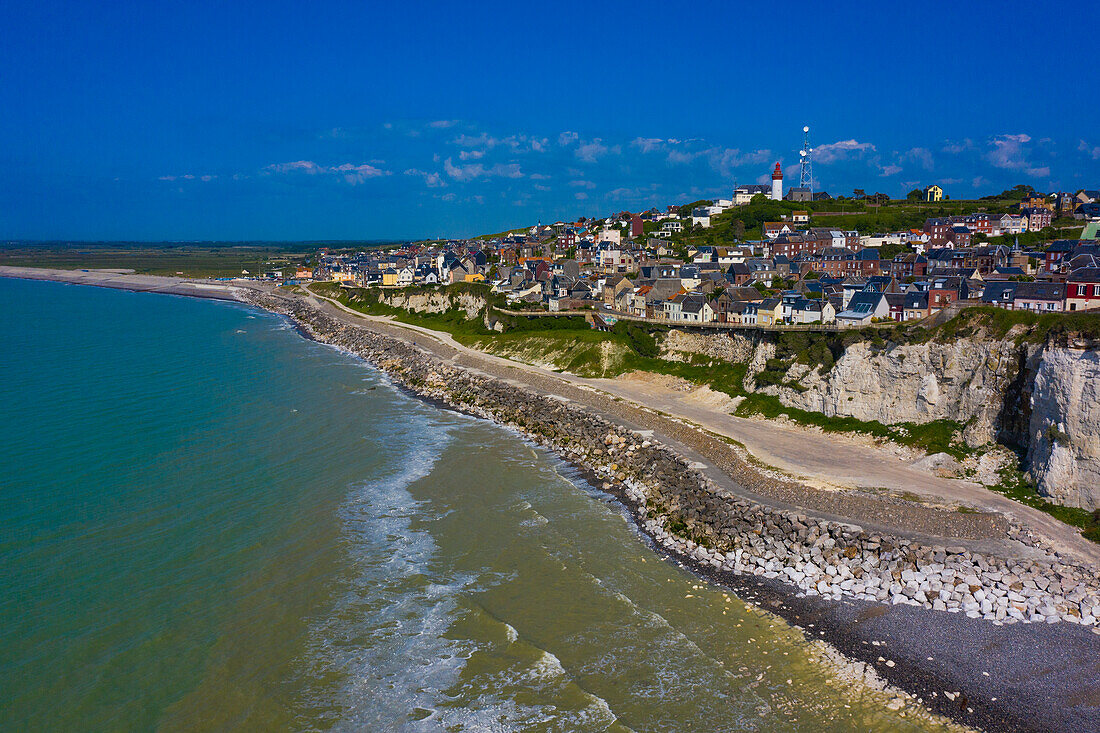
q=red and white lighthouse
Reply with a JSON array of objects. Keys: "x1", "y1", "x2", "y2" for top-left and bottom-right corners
[{"x1": 771, "y1": 162, "x2": 783, "y2": 201}]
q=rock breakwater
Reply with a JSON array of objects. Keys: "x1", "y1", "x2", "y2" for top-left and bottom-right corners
[{"x1": 252, "y1": 291, "x2": 1100, "y2": 629}]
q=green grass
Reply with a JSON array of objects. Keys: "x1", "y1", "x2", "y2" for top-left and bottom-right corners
[
  {"x1": 985, "y1": 462, "x2": 1100, "y2": 544},
  {"x1": 734, "y1": 392, "x2": 970, "y2": 458},
  {"x1": 0, "y1": 243, "x2": 311, "y2": 278},
  {"x1": 909, "y1": 306, "x2": 1100, "y2": 345}
]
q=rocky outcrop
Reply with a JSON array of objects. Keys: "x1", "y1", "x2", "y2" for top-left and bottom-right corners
[
  {"x1": 661, "y1": 330, "x2": 756, "y2": 364},
  {"x1": 377, "y1": 289, "x2": 486, "y2": 319},
  {"x1": 775, "y1": 340, "x2": 1022, "y2": 447},
  {"x1": 1026, "y1": 347, "x2": 1100, "y2": 509}
]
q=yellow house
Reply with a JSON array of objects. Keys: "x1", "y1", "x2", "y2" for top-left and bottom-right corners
[
  {"x1": 382, "y1": 270, "x2": 399, "y2": 287},
  {"x1": 463, "y1": 273, "x2": 485, "y2": 283},
  {"x1": 923, "y1": 184, "x2": 943, "y2": 202},
  {"x1": 756, "y1": 297, "x2": 783, "y2": 326}
]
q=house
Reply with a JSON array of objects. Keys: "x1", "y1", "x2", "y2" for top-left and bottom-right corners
[
  {"x1": 928, "y1": 276, "x2": 969, "y2": 309},
  {"x1": 763, "y1": 222, "x2": 796, "y2": 239},
  {"x1": 789, "y1": 297, "x2": 835, "y2": 324},
  {"x1": 981, "y1": 281, "x2": 1018, "y2": 308},
  {"x1": 836, "y1": 291, "x2": 889, "y2": 326},
  {"x1": 733, "y1": 184, "x2": 773, "y2": 205},
  {"x1": 997, "y1": 213, "x2": 1026, "y2": 235},
  {"x1": 792, "y1": 211, "x2": 810, "y2": 223},
  {"x1": 661, "y1": 220, "x2": 683, "y2": 233},
  {"x1": 924, "y1": 217, "x2": 952, "y2": 245},
  {"x1": 1021, "y1": 193, "x2": 1053, "y2": 211},
  {"x1": 923, "y1": 184, "x2": 943, "y2": 202},
  {"x1": 785, "y1": 186, "x2": 813, "y2": 202},
  {"x1": 602, "y1": 275, "x2": 633, "y2": 308},
  {"x1": 884, "y1": 292, "x2": 908, "y2": 321},
  {"x1": 902, "y1": 291, "x2": 930, "y2": 321},
  {"x1": 947, "y1": 225, "x2": 972, "y2": 248},
  {"x1": 756, "y1": 297, "x2": 784, "y2": 326},
  {"x1": 1023, "y1": 207, "x2": 1052, "y2": 232},
  {"x1": 1065, "y1": 268, "x2": 1100, "y2": 311},
  {"x1": 1076, "y1": 203, "x2": 1100, "y2": 221},
  {"x1": 1013, "y1": 282, "x2": 1065, "y2": 312},
  {"x1": 629, "y1": 285, "x2": 652, "y2": 317},
  {"x1": 678, "y1": 293, "x2": 715, "y2": 323}
]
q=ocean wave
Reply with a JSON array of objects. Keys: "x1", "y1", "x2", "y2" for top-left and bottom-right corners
[{"x1": 295, "y1": 415, "x2": 487, "y2": 731}]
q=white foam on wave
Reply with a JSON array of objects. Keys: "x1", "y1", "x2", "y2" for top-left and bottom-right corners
[
  {"x1": 295, "y1": 412, "x2": 489, "y2": 732},
  {"x1": 525, "y1": 649, "x2": 566, "y2": 682}
]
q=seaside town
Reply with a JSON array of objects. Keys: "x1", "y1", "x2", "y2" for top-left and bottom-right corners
[{"x1": 285, "y1": 164, "x2": 1100, "y2": 330}]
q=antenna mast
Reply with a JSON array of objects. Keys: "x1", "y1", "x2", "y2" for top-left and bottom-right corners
[{"x1": 799, "y1": 126, "x2": 813, "y2": 193}]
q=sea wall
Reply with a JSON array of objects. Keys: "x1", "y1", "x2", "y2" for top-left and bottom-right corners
[{"x1": 249, "y1": 291, "x2": 1100, "y2": 627}]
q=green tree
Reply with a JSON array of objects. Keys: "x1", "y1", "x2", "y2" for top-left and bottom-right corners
[{"x1": 906, "y1": 189, "x2": 922, "y2": 201}]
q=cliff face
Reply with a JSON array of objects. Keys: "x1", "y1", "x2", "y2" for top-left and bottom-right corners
[
  {"x1": 658, "y1": 329, "x2": 1100, "y2": 510},
  {"x1": 774, "y1": 340, "x2": 1022, "y2": 447},
  {"x1": 1025, "y1": 347, "x2": 1100, "y2": 510},
  {"x1": 378, "y1": 290, "x2": 486, "y2": 319}
]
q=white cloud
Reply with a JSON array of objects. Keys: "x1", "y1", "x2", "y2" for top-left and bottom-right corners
[
  {"x1": 574, "y1": 192, "x2": 588, "y2": 200},
  {"x1": 879, "y1": 165, "x2": 903, "y2": 177},
  {"x1": 459, "y1": 150, "x2": 485, "y2": 160},
  {"x1": 706, "y1": 147, "x2": 771, "y2": 175},
  {"x1": 442, "y1": 158, "x2": 524, "y2": 182},
  {"x1": 576, "y1": 138, "x2": 617, "y2": 163},
  {"x1": 631, "y1": 137, "x2": 667, "y2": 153},
  {"x1": 1026, "y1": 166, "x2": 1050, "y2": 178},
  {"x1": 987, "y1": 134, "x2": 1032, "y2": 169},
  {"x1": 972, "y1": 176, "x2": 989, "y2": 188},
  {"x1": 1079, "y1": 140, "x2": 1100, "y2": 160},
  {"x1": 529, "y1": 173, "x2": 551, "y2": 180},
  {"x1": 569, "y1": 180, "x2": 596, "y2": 188},
  {"x1": 667, "y1": 149, "x2": 700, "y2": 165},
  {"x1": 558, "y1": 131, "x2": 579, "y2": 146},
  {"x1": 942, "y1": 138, "x2": 974, "y2": 154},
  {"x1": 451, "y1": 132, "x2": 547, "y2": 153},
  {"x1": 264, "y1": 160, "x2": 389, "y2": 184},
  {"x1": 404, "y1": 168, "x2": 446, "y2": 187},
  {"x1": 904, "y1": 147, "x2": 934, "y2": 170},
  {"x1": 452, "y1": 132, "x2": 495, "y2": 148},
  {"x1": 429, "y1": 119, "x2": 459, "y2": 128},
  {"x1": 813, "y1": 139, "x2": 876, "y2": 163},
  {"x1": 333, "y1": 163, "x2": 389, "y2": 184}
]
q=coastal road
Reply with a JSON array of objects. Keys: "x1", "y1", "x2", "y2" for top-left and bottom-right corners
[{"x1": 297, "y1": 284, "x2": 1100, "y2": 567}]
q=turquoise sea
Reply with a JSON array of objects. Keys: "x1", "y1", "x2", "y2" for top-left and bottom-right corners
[{"x1": 0, "y1": 277, "x2": 949, "y2": 731}]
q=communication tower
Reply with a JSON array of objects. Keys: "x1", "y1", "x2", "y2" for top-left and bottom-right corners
[{"x1": 799, "y1": 126, "x2": 813, "y2": 193}]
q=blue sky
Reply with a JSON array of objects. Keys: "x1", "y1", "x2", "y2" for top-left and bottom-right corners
[{"x1": 2, "y1": 0, "x2": 1098, "y2": 241}]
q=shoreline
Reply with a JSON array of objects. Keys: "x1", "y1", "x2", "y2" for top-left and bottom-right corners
[{"x1": 5, "y1": 268, "x2": 1100, "y2": 732}]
